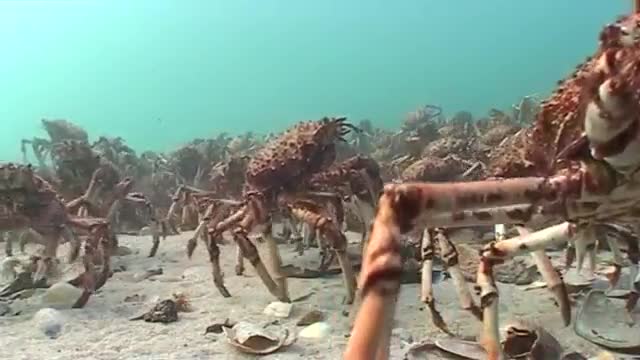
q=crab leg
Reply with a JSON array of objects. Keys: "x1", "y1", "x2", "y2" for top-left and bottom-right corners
[
  {"x1": 353, "y1": 195, "x2": 375, "y2": 252},
  {"x1": 226, "y1": 198, "x2": 289, "y2": 302},
  {"x1": 204, "y1": 230, "x2": 231, "y2": 297},
  {"x1": 261, "y1": 222, "x2": 289, "y2": 300},
  {"x1": 605, "y1": 235, "x2": 625, "y2": 288},
  {"x1": 626, "y1": 226, "x2": 640, "y2": 316},
  {"x1": 494, "y1": 224, "x2": 507, "y2": 241},
  {"x1": 478, "y1": 222, "x2": 575, "y2": 359},
  {"x1": 435, "y1": 229, "x2": 482, "y2": 320},
  {"x1": 515, "y1": 226, "x2": 571, "y2": 325},
  {"x1": 344, "y1": 191, "x2": 401, "y2": 360},
  {"x1": 346, "y1": 178, "x2": 578, "y2": 359},
  {"x1": 574, "y1": 225, "x2": 597, "y2": 278},
  {"x1": 235, "y1": 243, "x2": 245, "y2": 275},
  {"x1": 596, "y1": 224, "x2": 627, "y2": 289},
  {"x1": 419, "y1": 228, "x2": 451, "y2": 334},
  {"x1": 290, "y1": 204, "x2": 357, "y2": 304}
]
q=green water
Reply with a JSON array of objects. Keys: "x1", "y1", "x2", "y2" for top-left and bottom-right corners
[{"x1": 0, "y1": 0, "x2": 629, "y2": 161}]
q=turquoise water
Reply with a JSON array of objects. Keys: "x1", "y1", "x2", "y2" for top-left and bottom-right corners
[{"x1": 0, "y1": 1, "x2": 630, "y2": 161}]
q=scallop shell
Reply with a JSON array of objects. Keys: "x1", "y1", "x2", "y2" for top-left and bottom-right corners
[{"x1": 223, "y1": 321, "x2": 295, "y2": 355}]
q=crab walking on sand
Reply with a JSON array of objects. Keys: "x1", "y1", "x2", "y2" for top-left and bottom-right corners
[{"x1": 345, "y1": 5, "x2": 640, "y2": 359}]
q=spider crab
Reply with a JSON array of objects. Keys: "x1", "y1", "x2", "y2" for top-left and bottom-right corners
[
  {"x1": 21, "y1": 119, "x2": 88, "y2": 171},
  {"x1": 346, "y1": 10, "x2": 640, "y2": 360},
  {"x1": 198, "y1": 117, "x2": 362, "y2": 304},
  {"x1": 0, "y1": 163, "x2": 112, "y2": 308}
]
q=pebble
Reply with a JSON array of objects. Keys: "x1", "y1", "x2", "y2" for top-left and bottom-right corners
[
  {"x1": 41, "y1": 282, "x2": 83, "y2": 309},
  {"x1": 298, "y1": 322, "x2": 331, "y2": 339},
  {"x1": 263, "y1": 301, "x2": 293, "y2": 318},
  {"x1": 33, "y1": 308, "x2": 64, "y2": 339},
  {"x1": 297, "y1": 309, "x2": 324, "y2": 326}
]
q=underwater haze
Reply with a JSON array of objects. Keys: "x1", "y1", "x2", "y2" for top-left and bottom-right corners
[{"x1": 0, "y1": 0, "x2": 629, "y2": 161}]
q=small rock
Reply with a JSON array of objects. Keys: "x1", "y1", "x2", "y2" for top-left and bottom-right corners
[
  {"x1": 124, "y1": 294, "x2": 146, "y2": 303},
  {"x1": 139, "y1": 226, "x2": 152, "y2": 236},
  {"x1": 298, "y1": 322, "x2": 331, "y2": 339},
  {"x1": 204, "y1": 319, "x2": 236, "y2": 334},
  {"x1": 33, "y1": 308, "x2": 64, "y2": 339},
  {"x1": 263, "y1": 301, "x2": 293, "y2": 318},
  {"x1": 41, "y1": 282, "x2": 83, "y2": 309},
  {"x1": 297, "y1": 310, "x2": 324, "y2": 326}
]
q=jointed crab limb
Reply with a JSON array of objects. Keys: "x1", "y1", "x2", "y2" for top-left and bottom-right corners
[
  {"x1": 344, "y1": 192, "x2": 402, "y2": 360},
  {"x1": 235, "y1": 243, "x2": 245, "y2": 276},
  {"x1": 626, "y1": 226, "x2": 640, "y2": 315},
  {"x1": 419, "y1": 228, "x2": 451, "y2": 334},
  {"x1": 233, "y1": 228, "x2": 288, "y2": 302},
  {"x1": 573, "y1": 225, "x2": 597, "y2": 278},
  {"x1": 515, "y1": 226, "x2": 571, "y2": 326},
  {"x1": 261, "y1": 223, "x2": 289, "y2": 300},
  {"x1": 289, "y1": 203, "x2": 357, "y2": 304},
  {"x1": 204, "y1": 231, "x2": 231, "y2": 298},
  {"x1": 478, "y1": 222, "x2": 574, "y2": 359},
  {"x1": 66, "y1": 218, "x2": 113, "y2": 308},
  {"x1": 434, "y1": 229, "x2": 482, "y2": 320}
]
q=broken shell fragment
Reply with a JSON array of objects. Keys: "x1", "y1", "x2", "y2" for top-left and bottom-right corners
[
  {"x1": 575, "y1": 290, "x2": 640, "y2": 350},
  {"x1": 296, "y1": 309, "x2": 324, "y2": 326},
  {"x1": 223, "y1": 321, "x2": 294, "y2": 355},
  {"x1": 502, "y1": 320, "x2": 562, "y2": 360},
  {"x1": 434, "y1": 338, "x2": 485, "y2": 359},
  {"x1": 434, "y1": 320, "x2": 562, "y2": 360}
]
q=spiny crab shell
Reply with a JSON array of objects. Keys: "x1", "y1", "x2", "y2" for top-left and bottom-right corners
[
  {"x1": 244, "y1": 116, "x2": 354, "y2": 193},
  {"x1": 489, "y1": 12, "x2": 640, "y2": 178}
]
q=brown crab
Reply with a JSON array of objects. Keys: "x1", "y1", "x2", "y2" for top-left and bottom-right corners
[
  {"x1": 346, "y1": 8, "x2": 640, "y2": 359},
  {"x1": 47, "y1": 140, "x2": 163, "y2": 253},
  {"x1": 193, "y1": 117, "x2": 361, "y2": 304},
  {"x1": 0, "y1": 163, "x2": 112, "y2": 308},
  {"x1": 21, "y1": 119, "x2": 89, "y2": 171}
]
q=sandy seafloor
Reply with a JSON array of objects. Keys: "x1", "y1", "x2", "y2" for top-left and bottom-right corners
[{"x1": 0, "y1": 228, "x2": 636, "y2": 359}]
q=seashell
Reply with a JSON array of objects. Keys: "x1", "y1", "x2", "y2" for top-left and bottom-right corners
[
  {"x1": 434, "y1": 339, "x2": 485, "y2": 359},
  {"x1": 574, "y1": 290, "x2": 640, "y2": 350},
  {"x1": 223, "y1": 321, "x2": 294, "y2": 355},
  {"x1": 434, "y1": 319, "x2": 563, "y2": 360}
]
